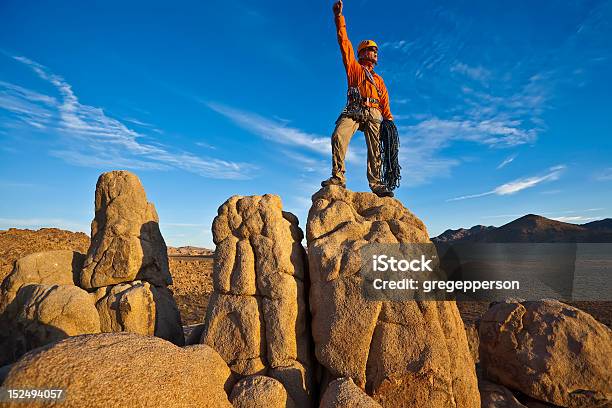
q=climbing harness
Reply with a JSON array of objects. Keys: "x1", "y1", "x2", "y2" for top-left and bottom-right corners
[
  {"x1": 341, "y1": 86, "x2": 367, "y2": 123},
  {"x1": 340, "y1": 66, "x2": 382, "y2": 123}
]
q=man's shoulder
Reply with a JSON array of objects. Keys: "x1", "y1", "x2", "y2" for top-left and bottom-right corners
[{"x1": 372, "y1": 71, "x2": 386, "y2": 82}]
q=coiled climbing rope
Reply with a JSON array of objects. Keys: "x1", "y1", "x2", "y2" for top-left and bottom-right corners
[{"x1": 379, "y1": 119, "x2": 401, "y2": 191}]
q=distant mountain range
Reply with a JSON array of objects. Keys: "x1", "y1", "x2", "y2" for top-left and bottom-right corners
[
  {"x1": 167, "y1": 245, "x2": 213, "y2": 257},
  {"x1": 432, "y1": 214, "x2": 612, "y2": 243}
]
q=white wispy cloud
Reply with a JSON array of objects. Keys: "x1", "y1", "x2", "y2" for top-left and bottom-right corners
[
  {"x1": 552, "y1": 216, "x2": 600, "y2": 223},
  {"x1": 0, "y1": 181, "x2": 42, "y2": 188},
  {"x1": 120, "y1": 117, "x2": 154, "y2": 127},
  {"x1": 448, "y1": 165, "x2": 566, "y2": 201},
  {"x1": 380, "y1": 0, "x2": 610, "y2": 189},
  {"x1": 386, "y1": 55, "x2": 553, "y2": 184},
  {"x1": 595, "y1": 167, "x2": 612, "y2": 181},
  {"x1": 0, "y1": 80, "x2": 57, "y2": 128},
  {"x1": 196, "y1": 142, "x2": 217, "y2": 149},
  {"x1": 390, "y1": 69, "x2": 549, "y2": 184},
  {"x1": 49, "y1": 150, "x2": 171, "y2": 171},
  {"x1": 206, "y1": 102, "x2": 328, "y2": 153},
  {"x1": 450, "y1": 62, "x2": 491, "y2": 82},
  {"x1": 378, "y1": 5, "x2": 582, "y2": 185},
  {"x1": 497, "y1": 153, "x2": 518, "y2": 169},
  {"x1": 0, "y1": 217, "x2": 89, "y2": 232},
  {"x1": 495, "y1": 165, "x2": 565, "y2": 195},
  {"x1": 120, "y1": 117, "x2": 163, "y2": 134},
  {"x1": 397, "y1": 117, "x2": 533, "y2": 185},
  {"x1": 279, "y1": 150, "x2": 327, "y2": 173},
  {"x1": 380, "y1": 40, "x2": 409, "y2": 50},
  {"x1": 206, "y1": 102, "x2": 362, "y2": 164},
  {"x1": 1, "y1": 56, "x2": 256, "y2": 180},
  {"x1": 483, "y1": 208, "x2": 605, "y2": 219},
  {"x1": 407, "y1": 117, "x2": 536, "y2": 147}
]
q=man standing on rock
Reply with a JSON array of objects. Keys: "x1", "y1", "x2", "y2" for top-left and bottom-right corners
[{"x1": 321, "y1": 0, "x2": 398, "y2": 198}]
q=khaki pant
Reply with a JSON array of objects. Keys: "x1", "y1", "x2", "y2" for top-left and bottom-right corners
[{"x1": 331, "y1": 107, "x2": 383, "y2": 189}]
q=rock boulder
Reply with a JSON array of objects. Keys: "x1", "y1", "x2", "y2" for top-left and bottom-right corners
[
  {"x1": 150, "y1": 285, "x2": 185, "y2": 345},
  {"x1": 307, "y1": 186, "x2": 480, "y2": 407},
  {"x1": 80, "y1": 171, "x2": 171, "y2": 289},
  {"x1": 230, "y1": 375, "x2": 295, "y2": 408},
  {"x1": 200, "y1": 194, "x2": 313, "y2": 407},
  {"x1": 0, "y1": 250, "x2": 85, "y2": 313},
  {"x1": 479, "y1": 380, "x2": 527, "y2": 408},
  {"x1": 93, "y1": 281, "x2": 156, "y2": 335},
  {"x1": 0, "y1": 283, "x2": 100, "y2": 365},
  {"x1": 92, "y1": 281, "x2": 183, "y2": 345},
  {"x1": 479, "y1": 299, "x2": 612, "y2": 407},
  {"x1": 2, "y1": 333, "x2": 232, "y2": 408},
  {"x1": 320, "y1": 378, "x2": 382, "y2": 408}
]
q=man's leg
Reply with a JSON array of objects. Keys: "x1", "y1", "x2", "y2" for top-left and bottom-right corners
[
  {"x1": 363, "y1": 109, "x2": 393, "y2": 197},
  {"x1": 363, "y1": 108, "x2": 385, "y2": 191},
  {"x1": 325, "y1": 115, "x2": 359, "y2": 186}
]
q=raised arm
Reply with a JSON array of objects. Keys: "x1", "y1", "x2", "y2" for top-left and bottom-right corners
[{"x1": 333, "y1": 1, "x2": 359, "y2": 76}]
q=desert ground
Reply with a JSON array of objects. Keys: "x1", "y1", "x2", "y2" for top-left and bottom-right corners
[{"x1": 2, "y1": 227, "x2": 610, "y2": 328}]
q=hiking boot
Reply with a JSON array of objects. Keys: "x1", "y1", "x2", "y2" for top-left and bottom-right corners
[
  {"x1": 321, "y1": 177, "x2": 346, "y2": 188},
  {"x1": 372, "y1": 186, "x2": 394, "y2": 198}
]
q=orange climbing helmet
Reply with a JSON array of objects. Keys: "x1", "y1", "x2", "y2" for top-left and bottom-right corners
[{"x1": 357, "y1": 40, "x2": 378, "y2": 54}]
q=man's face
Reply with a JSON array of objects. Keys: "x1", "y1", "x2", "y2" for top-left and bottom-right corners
[{"x1": 360, "y1": 46, "x2": 378, "y2": 64}]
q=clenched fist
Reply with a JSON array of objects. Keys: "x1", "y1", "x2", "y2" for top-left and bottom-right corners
[{"x1": 333, "y1": 0, "x2": 343, "y2": 16}]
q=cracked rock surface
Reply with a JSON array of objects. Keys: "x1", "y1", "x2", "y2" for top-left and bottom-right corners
[
  {"x1": 2, "y1": 332, "x2": 233, "y2": 408},
  {"x1": 93, "y1": 280, "x2": 157, "y2": 335},
  {"x1": 200, "y1": 194, "x2": 313, "y2": 407},
  {"x1": 80, "y1": 170, "x2": 172, "y2": 289},
  {"x1": 319, "y1": 377, "x2": 382, "y2": 408},
  {"x1": 480, "y1": 299, "x2": 612, "y2": 408},
  {"x1": 230, "y1": 375, "x2": 296, "y2": 408},
  {"x1": 0, "y1": 250, "x2": 84, "y2": 314},
  {"x1": 479, "y1": 380, "x2": 527, "y2": 408},
  {"x1": 1, "y1": 283, "x2": 101, "y2": 364},
  {"x1": 307, "y1": 186, "x2": 480, "y2": 408},
  {"x1": 92, "y1": 281, "x2": 183, "y2": 345}
]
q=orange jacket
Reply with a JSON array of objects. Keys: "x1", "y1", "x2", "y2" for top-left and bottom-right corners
[{"x1": 335, "y1": 14, "x2": 393, "y2": 120}]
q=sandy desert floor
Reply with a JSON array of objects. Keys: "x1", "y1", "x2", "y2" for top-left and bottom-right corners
[{"x1": 1, "y1": 228, "x2": 610, "y2": 328}]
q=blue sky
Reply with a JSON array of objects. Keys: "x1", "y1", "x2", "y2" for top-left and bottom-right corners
[{"x1": 1, "y1": 0, "x2": 611, "y2": 248}]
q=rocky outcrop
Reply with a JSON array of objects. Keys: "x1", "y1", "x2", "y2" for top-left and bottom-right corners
[
  {"x1": 2, "y1": 333, "x2": 232, "y2": 408},
  {"x1": 200, "y1": 194, "x2": 313, "y2": 407},
  {"x1": 92, "y1": 281, "x2": 182, "y2": 344},
  {"x1": 80, "y1": 170, "x2": 171, "y2": 289},
  {"x1": 230, "y1": 375, "x2": 295, "y2": 408},
  {"x1": 479, "y1": 380, "x2": 527, "y2": 408},
  {"x1": 93, "y1": 281, "x2": 156, "y2": 335},
  {"x1": 479, "y1": 299, "x2": 612, "y2": 408},
  {"x1": 522, "y1": 399, "x2": 560, "y2": 407},
  {"x1": 307, "y1": 186, "x2": 480, "y2": 407},
  {"x1": 150, "y1": 285, "x2": 184, "y2": 345},
  {"x1": 0, "y1": 171, "x2": 184, "y2": 366},
  {"x1": 465, "y1": 322, "x2": 480, "y2": 364},
  {"x1": 0, "y1": 250, "x2": 85, "y2": 313},
  {"x1": 319, "y1": 378, "x2": 382, "y2": 408},
  {"x1": 1, "y1": 284, "x2": 100, "y2": 364},
  {"x1": 0, "y1": 250, "x2": 90, "y2": 364},
  {"x1": 81, "y1": 171, "x2": 183, "y2": 345}
]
